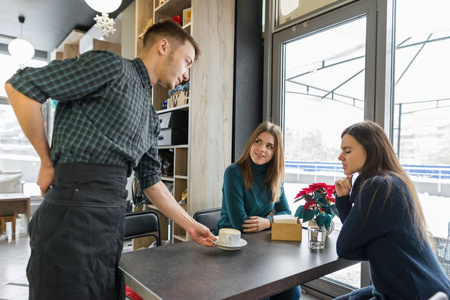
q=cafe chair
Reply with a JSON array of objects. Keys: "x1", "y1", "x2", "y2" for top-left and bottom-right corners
[
  {"x1": 193, "y1": 208, "x2": 221, "y2": 233},
  {"x1": 123, "y1": 210, "x2": 162, "y2": 300},
  {"x1": 124, "y1": 210, "x2": 161, "y2": 247}
]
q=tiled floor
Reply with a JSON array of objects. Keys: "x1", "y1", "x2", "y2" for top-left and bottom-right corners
[
  {"x1": 0, "y1": 216, "x2": 30, "y2": 300},
  {"x1": 0, "y1": 216, "x2": 321, "y2": 300}
]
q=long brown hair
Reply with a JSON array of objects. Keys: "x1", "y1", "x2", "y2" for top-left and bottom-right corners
[
  {"x1": 342, "y1": 121, "x2": 430, "y2": 247},
  {"x1": 139, "y1": 19, "x2": 200, "y2": 60},
  {"x1": 236, "y1": 121, "x2": 285, "y2": 203}
]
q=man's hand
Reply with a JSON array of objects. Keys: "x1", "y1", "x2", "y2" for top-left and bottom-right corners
[
  {"x1": 187, "y1": 222, "x2": 217, "y2": 247},
  {"x1": 37, "y1": 163, "x2": 54, "y2": 196},
  {"x1": 335, "y1": 175, "x2": 353, "y2": 197},
  {"x1": 242, "y1": 216, "x2": 270, "y2": 233}
]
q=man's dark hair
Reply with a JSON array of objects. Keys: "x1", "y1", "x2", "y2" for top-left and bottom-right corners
[{"x1": 140, "y1": 19, "x2": 200, "y2": 60}]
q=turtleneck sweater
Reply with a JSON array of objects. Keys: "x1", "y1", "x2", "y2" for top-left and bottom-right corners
[
  {"x1": 336, "y1": 174, "x2": 450, "y2": 299},
  {"x1": 216, "y1": 162, "x2": 291, "y2": 233}
]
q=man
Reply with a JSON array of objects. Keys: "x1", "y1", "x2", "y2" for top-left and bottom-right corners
[{"x1": 5, "y1": 20, "x2": 216, "y2": 299}]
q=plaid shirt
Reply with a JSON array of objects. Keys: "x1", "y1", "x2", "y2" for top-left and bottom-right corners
[{"x1": 7, "y1": 51, "x2": 161, "y2": 189}]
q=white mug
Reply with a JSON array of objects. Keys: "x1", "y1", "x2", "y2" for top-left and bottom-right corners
[{"x1": 218, "y1": 228, "x2": 241, "y2": 246}]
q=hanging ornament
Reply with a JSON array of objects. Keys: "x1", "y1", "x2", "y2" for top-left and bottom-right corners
[
  {"x1": 85, "y1": 0, "x2": 122, "y2": 37},
  {"x1": 94, "y1": 13, "x2": 116, "y2": 37}
]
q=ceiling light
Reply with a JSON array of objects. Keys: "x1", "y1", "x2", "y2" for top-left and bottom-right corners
[
  {"x1": 85, "y1": 0, "x2": 122, "y2": 36},
  {"x1": 8, "y1": 16, "x2": 35, "y2": 61},
  {"x1": 85, "y1": 0, "x2": 122, "y2": 13},
  {"x1": 85, "y1": 0, "x2": 122, "y2": 37}
]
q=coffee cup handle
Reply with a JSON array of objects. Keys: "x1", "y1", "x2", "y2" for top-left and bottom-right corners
[{"x1": 226, "y1": 235, "x2": 231, "y2": 243}]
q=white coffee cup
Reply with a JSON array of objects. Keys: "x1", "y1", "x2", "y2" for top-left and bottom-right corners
[{"x1": 218, "y1": 228, "x2": 241, "y2": 246}]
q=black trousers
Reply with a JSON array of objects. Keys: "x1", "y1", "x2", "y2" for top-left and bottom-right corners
[{"x1": 27, "y1": 163, "x2": 128, "y2": 300}]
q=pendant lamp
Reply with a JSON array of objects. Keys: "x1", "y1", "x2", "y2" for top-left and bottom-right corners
[
  {"x1": 85, "y1": 0, "x2": 122, "y2": 13},
  {"x1": 85, "y1": 0, "x2": 122, "y2": 37},
  {"x1": 8, "y1": 16, "x2": 35, "y2": 61}
]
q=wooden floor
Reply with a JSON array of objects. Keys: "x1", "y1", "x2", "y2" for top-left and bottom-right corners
[{"x1": 0, "y1": 216, "x2": 29, "y2": 300}]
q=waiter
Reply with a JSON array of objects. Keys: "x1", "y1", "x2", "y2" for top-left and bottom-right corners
[{"x1": 5, "y1": 20, "x2": 216, "y2": 300}]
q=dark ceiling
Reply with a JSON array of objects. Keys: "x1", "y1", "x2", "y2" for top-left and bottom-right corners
[{"x1": 0, "y1": 0, "x2": 134, "y2": 56}]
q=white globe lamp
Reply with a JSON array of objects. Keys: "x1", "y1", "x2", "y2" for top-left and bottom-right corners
[
  {"x1": 85, "y1": 0, "x2": 122, "y2": 37},
  {"x1": 85, "y1": 0, "x2": 122, "y2": 13},
  {"x1": 8, "y1": 16, "x2": 35, "y2": 61}
]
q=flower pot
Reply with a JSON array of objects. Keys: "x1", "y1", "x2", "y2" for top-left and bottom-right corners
[{"x1": 308, "y1": 226, "x2": 327, "y2": 250}]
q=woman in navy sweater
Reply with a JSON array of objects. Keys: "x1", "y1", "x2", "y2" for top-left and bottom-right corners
[
  {"x1": 334, "y1": 121, "x2": 450, "y2": 300},
  {"x1": 216, "y1": 121, "x2": 301, "y2": 300}
]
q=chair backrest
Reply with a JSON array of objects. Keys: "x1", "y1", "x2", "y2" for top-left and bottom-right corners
[
  {"x1": 124, "y1": 210, "x2": 161, "y2": 246},
  {"x1": 193, "y1": 208, "x2": 221, "y2": 233}
]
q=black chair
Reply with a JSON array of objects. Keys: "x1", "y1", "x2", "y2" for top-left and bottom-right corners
[
  {"x1": 124, "y1": 210, "x2": 161, "y2": 246},
  {"x1": 193, "y1": 208, "x2": 221, "y2": 233}
]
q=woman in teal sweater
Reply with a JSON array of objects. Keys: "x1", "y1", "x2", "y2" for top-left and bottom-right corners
[
  {"x1": 216, "y1": 121, "x2": 301, "y2": 300},
  {"x1": 334, "y1": 121, "x2": 449, "y2": 299}
]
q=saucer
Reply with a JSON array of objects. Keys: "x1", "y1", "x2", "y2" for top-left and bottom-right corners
[{"x1": 213, "y1": 237, "x2": 247, "y2": 250}]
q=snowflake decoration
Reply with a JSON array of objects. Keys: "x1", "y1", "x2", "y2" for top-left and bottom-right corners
[{"x1": 94, "y1": 13, "x2": 116, "y2": 37}]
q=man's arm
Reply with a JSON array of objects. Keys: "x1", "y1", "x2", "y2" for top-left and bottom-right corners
[
  {"x1": 144, "y1": 181, "x2": 216, "y2": 246},
  {"x1": 5, "y1": 83, "x2": 54, "y2": 196}
]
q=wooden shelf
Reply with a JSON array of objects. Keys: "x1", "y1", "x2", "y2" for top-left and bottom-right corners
[
  {"x1": 147, "y1": 204, "x2": 159, "y2": 211},
  {"x1": 158, "y1": 144, "x2": 188, "y2": 149},
  {"x1": 175, "y1": 148, "x2": 188, "y2": 177},
  {"x1": 158, "y1": 145, "x2": 173, "y2": 150},
  {"x1": 156, "y1": 104, "x2": 189, "y2": 114},
  {"x1": 182, "y1": 22, "x2": 191, "y2": 35},
  {"x1": 124, "y1": 0, "x2": 234, "y2": 244},
  {"x1": 155, "y1": 0, "x2": 191, "y2": 17},
  {"x1": 173, "y1": 234, "x2": 188, "y2": 242}
]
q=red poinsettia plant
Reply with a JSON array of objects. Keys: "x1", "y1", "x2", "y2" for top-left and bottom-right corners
[{"x1": 294, "y1": 182, "x2": 338, "y2": 230}]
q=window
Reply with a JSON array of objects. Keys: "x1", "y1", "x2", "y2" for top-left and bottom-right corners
[
  {"x1": 276, "y1": 0, "x2": 346, "y2": 27},
  {"x1": 282, "y1": 17, "x2": 368, "y2": 291},
  {"x1": 281, "y1": 16, "x2": 367, "y2": 222},
  {"x1": 0, "y1": 53, "x2": 48, "y2": 196},
  {"x1": 393, "y1": 0, "x2": 450, "y2": 240},
  {"x1": 268, "y1": 0, "x2": 450, "y2": 294},
  {"x1": 269, "y1": 0, "x2": 381, "y2": 295}
]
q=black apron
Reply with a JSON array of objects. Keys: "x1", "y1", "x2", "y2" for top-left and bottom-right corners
[{"x1": 27, "y1": 163, "x2": 128, "y2": 300}]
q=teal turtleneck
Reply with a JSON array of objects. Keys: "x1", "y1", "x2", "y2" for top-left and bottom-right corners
[{"x1": 216, "y1": 161, "x2": 291, "y2": 233}]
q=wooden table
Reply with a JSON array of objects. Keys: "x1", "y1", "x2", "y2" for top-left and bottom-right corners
[
  {"x1": 0, "y1": 193, "x2": 31, "y2": 222},
  {"x1": 120, "y1": 229, "x2": 358, "y2": 300}
]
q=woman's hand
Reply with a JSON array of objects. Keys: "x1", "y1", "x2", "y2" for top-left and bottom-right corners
[
  {"x1": 335, "y1": 175, "x2": 353, "y2": 197},
  {"x1": 242, "y1": 216, "x2": 270, "y2": 233}
]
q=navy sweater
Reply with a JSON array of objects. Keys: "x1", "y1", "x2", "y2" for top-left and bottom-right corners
[
  {"x1": 336, "y1": 175, "x2": 450, "y2": 299},
  {"x1": 216, "y1": 162, "x2": 291, "y2": 233}
]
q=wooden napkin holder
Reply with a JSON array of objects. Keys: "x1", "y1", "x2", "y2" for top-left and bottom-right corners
[{"x1": 271, "y1": 218, "x2": 302, "y2": 242}]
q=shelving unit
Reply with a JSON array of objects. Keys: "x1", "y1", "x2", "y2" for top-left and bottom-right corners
[
  {"x1": 53, "y1": 24, "x2": 121, "y2": 60},
  {"x1": 124, "y1": 0, "x2": 235, "y2": 244}
]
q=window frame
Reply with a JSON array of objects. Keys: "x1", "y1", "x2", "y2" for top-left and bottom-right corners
[{"x1": 264, "y1": 0, "x2": 395, "y2": 297}]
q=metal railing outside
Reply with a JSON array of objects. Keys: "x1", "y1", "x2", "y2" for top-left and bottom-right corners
[{"x1": 285, "y1": 161, "x2": 450, "y2": 180}]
